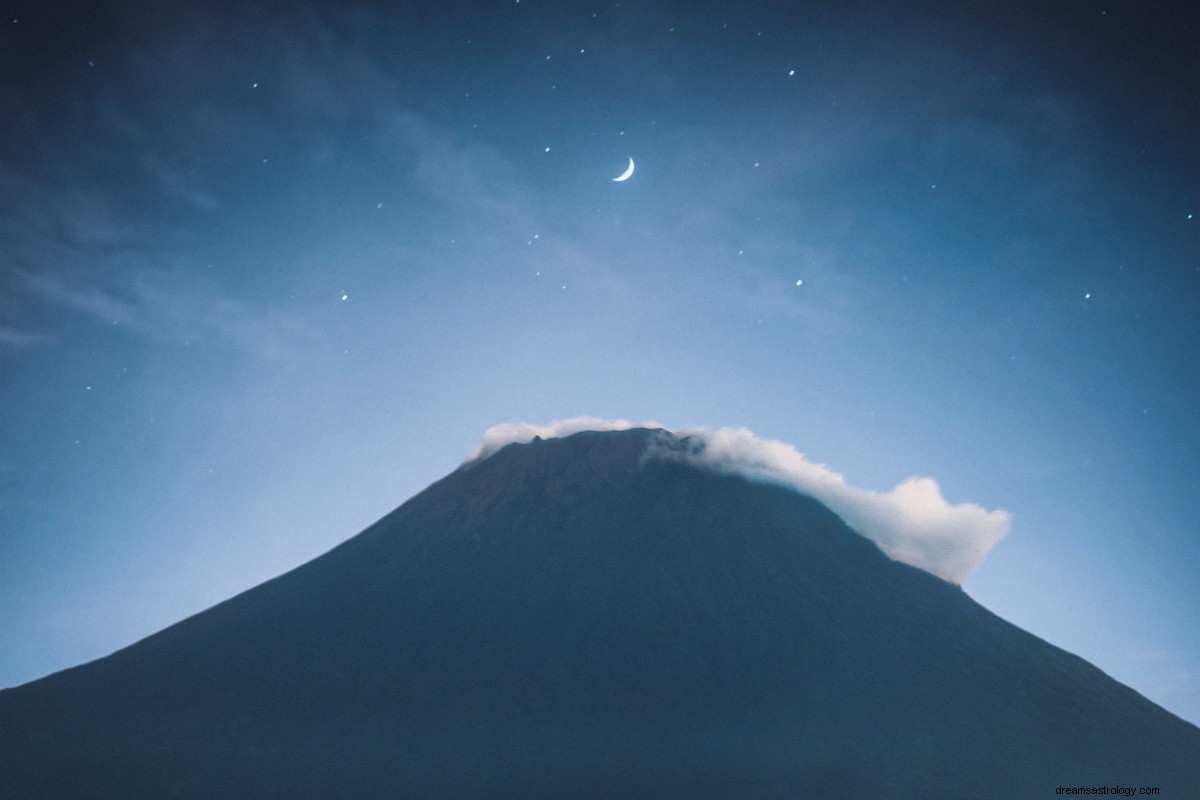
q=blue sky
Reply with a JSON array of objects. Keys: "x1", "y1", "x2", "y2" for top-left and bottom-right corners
[{"x1": 1, "y1": 0, "x2": 1197, "y2": 723}]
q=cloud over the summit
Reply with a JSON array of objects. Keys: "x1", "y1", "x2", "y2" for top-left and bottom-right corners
[
  {"x1": 654, "y1": 426, "x2": 1010, "y2": 583},
  {"x1": 464, "y1": 417, "x2": 663, "y2": 462},
  {"x1": 468, "y1": 418, "x2": 1010, "y2": 583}
]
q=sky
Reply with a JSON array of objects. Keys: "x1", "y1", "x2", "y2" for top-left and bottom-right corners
[{"x1": 1, "y1": 0, "x2": 1197, "y2": 723}]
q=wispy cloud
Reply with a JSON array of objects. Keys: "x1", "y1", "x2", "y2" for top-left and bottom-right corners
[
  {"x1": 15, "y1": 268, "x2": 309, "y2": 359},
  {"x1": 0, "y1": 326, "x2": 54, "y2": 350},
  {"x1": 20, "y1": 271, "x2": 136, "y2": 326},
  {"x1": 0, "y1": 10, "x2": 329, "y2": 359}
]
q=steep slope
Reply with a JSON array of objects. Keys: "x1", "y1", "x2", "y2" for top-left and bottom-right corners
[{"x1": 2, "y1": 428, "x2": 1197, "y2": 798}]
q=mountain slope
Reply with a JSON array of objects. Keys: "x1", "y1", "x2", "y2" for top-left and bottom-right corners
[{"x1": 2, "y1": 428, "x2": 1197, "y2": 798}]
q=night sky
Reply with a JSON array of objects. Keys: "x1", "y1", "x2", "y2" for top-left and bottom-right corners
[{"x1": 2, "y1": 1, "x2": 1197, "y2": 723}]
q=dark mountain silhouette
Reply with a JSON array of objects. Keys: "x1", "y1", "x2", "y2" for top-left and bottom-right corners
[{"x1": 2, "y1": 428, "x2": 1197, "y2": 798}]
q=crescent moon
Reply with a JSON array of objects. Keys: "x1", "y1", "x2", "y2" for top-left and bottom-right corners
[{"x1": 612, "y1": 157, "x2": 635, "y2": 182}]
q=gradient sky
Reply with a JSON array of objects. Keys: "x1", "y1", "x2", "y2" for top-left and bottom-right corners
[{"x1": 2, "y1": 0, "x2": 1197, "y2": 724}]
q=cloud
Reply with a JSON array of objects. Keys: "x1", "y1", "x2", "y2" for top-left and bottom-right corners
[
  {"x1": 467, "y1": 418, "x2": 1009, "y2": 583},
  {"x1": 15, "y1": 268, "x2": 308, "y2": 359},
  {"x1": 464, "y1": 418, "x2": 663, "y2": 463},
  {"x1": 660, "y1": 425, "x2": 1009, "y2": 583},
  {"x1": 20, "y1": 271, "x2": 137, "y2": 327},
  {"x1": 0, "y1": 326, "x2": 54, "y2": 350}
]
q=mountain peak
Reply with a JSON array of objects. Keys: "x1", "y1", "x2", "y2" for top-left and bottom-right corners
[{"x1": 466, "y1": 419, "x2": 1008, "y2": 583}]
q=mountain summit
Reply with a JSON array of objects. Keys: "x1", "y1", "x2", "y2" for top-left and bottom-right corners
[{"x1": 2, "y1": 427, "x2": 1197, "y2": 797}]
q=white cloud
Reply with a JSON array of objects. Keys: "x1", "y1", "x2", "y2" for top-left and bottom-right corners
[
  {"x1": 467, "y1": 418, "x2": 1010, "y2": 584},
  {"x1": 464, "y1": 417, "x2": 663, "y2": 463}
]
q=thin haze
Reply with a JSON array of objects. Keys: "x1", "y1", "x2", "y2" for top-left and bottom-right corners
[{"x1": 0, "y1": 0, "x2": 1197, "y2": 724}]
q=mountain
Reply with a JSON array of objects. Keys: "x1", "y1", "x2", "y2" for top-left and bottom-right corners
[{"x1": 2, "y1": 427, "x2": 1197, "y2": 798}]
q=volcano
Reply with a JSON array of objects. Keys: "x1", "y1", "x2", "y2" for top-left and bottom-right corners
[{"x1": 2, "y1": 427, "x2": 1197, "y2": 798}]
